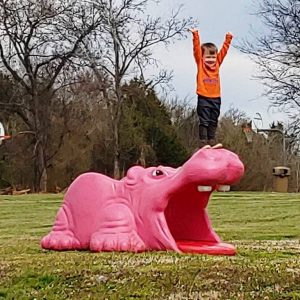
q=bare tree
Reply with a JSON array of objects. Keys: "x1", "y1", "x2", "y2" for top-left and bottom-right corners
[
  {"x1": 82, "y1": 0, "x2": 195, "y2": 178},
  {"x1": 0, "y1": 0, "x2": 102, "y2": 191},
  {"x1": 238, "y1": 0, "x2": 300, "y2": 138}
]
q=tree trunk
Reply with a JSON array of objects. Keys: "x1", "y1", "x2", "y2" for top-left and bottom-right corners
[
  {"x1": 112, "y1": 84, "x2": 122, "y2": 179},
  {"x1": 35, "y1": 141, "x2": 48, "y2": 192},
  {"x1": 34, "y1": 92, "x2": 50, "y2": 192},
  {"x1": 113, "y1": 119, "x2": 121, "y2": 179}
]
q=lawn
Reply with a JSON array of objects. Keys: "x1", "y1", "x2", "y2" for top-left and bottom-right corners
[{"x1": 0, "y1": 192, "x2": 299, "y2": 299}]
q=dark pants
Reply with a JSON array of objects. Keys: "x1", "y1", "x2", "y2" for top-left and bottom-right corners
[{"x1": 197, "y1": 95, "x2": 221, "y2": 140}]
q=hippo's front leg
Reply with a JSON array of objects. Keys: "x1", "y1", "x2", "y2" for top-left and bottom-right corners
[{"x1": 90, "y1": 202, "x2": 146, "y2": 252}]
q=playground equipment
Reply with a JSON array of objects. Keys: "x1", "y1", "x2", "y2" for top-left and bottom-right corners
[
  {"x1": 0, "y1": 122, "x2": 11, "y2": 145},
  {"x1": 41, "y1": 145, "x2": 244, "y2": 256},
  {"x1": 0, "y1": 122, "x2": 35, "y2": 145}
]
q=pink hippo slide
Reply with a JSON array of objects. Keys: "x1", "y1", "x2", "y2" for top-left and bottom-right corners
[{"x1": 41, "y1": 145, "x2": 244, "y2": 255}]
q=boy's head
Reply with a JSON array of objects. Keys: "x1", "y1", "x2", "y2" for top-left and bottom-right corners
[{"x1": 201, "y1": 43, "x2": 218, "y2": 67}]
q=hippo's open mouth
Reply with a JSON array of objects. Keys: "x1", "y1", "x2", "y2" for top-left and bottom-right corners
[
  {"x1": 157, "y1": 145, "x2": 244, "y2": 255},
  {"x1": 163, "y1": 184, "x2": 236, "y2": 255},
  {"x1": 159, "y1": 145, "x2": 245, "y2": 255}
]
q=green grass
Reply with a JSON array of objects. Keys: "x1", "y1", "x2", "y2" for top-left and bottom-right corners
[{"x1": 0, "y1": 192, "x2": 299, "y2": 299}]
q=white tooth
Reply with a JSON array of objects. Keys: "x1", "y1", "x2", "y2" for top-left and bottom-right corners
[
  {"x1": 197, "y1": 185, "x2": 212, "y2": 192},
  {"x1": 217, "y1": 185, "x2": 231, "y2": 192}
]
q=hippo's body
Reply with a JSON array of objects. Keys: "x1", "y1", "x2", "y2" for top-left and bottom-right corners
[{"x1": 41, "y1": 146, "x2": 244, "y2": 255}]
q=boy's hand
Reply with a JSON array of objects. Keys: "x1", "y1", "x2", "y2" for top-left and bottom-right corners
[
  {"x1": 226, "y1": 32, "x2": 233, "y2": 37},
  {"x1": 188, "y1": 28, "x2": 198, "y2": 33}
]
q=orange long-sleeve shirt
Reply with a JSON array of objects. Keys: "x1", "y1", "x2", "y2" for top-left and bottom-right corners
[{"x1": 192, "y1": 31, "x2": 233, "y2": 98}]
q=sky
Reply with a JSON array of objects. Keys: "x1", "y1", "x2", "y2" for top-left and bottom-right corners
[{"x1": 147, "y1": 0, "x2": 287, "y2": 129}]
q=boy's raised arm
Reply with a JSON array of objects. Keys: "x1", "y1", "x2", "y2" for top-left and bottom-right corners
[
  {"x1": 217, "y1": 32, "x2": 233, "y2": 65},
  {"x1": 189, "y1": 28, "x2": 202, "y2": 65}
]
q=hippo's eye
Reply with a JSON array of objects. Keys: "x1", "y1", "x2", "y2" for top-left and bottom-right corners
[{"x1": 152, "y1": 169, "x2": 164, "y2": 177}]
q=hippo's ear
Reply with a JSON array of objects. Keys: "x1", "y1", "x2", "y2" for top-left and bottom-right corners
[{"x1": 125, "y1": 166, "x2": 145, "y2": 185}]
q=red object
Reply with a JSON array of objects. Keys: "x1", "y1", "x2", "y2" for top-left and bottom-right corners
[{"x1": 177, "y1": 240, "x2": 236, "y2": 256}]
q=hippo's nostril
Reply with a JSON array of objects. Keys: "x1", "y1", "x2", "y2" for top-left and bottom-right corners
[
  {"x1": 212, "y1": 143, "x2": 222, "y2": 149},
  {"x1": 201, "y1": 145, "x2": 211, "y2": 150}
]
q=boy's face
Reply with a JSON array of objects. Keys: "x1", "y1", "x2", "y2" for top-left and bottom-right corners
[{"x1": 203, "y1": 48, "x2": 217, "y2": 67}]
